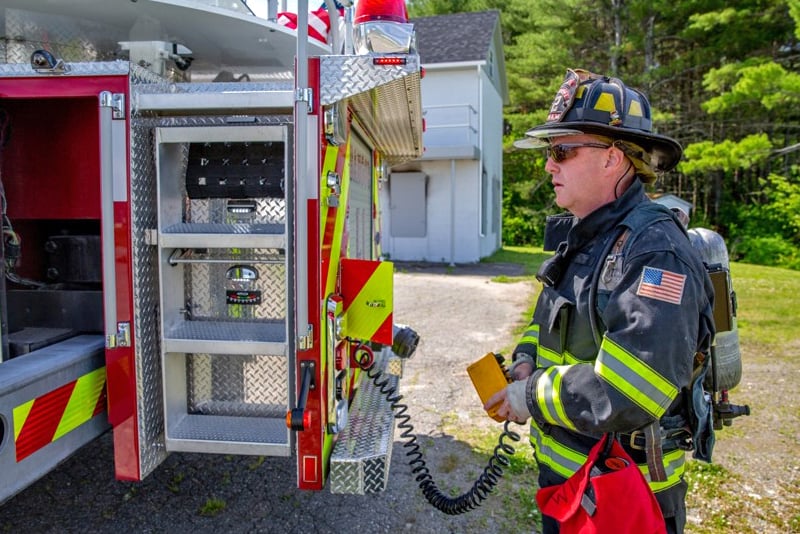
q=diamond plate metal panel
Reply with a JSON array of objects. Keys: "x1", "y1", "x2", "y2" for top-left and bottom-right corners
[
  {"x1": 2, "y1": 8, "x2": 122, "y2": 64},
  {"x1": 320, "y1": 55, "x2": 423, "y2": 165},
  {"x1": 130, "y1": 121, "x2": 169, "y2": 478},
  {"x1": 187, "y1": 353, "x2": 288, "y2": 417},
  {"x1": 185, "y1": 257, "x2": 286, "y2": 320},
  {"x1": 187, "y1": 197, "x2": 286, "y2": 225},
  {"x1": 330, "y1": 349, "x2": 398, "y2": 494},
  {"x1": 128, "y1": 66, "x2": 177, "y2": 478},
  {"x1": 135, "y1": 80, "x2": 294, "y2": 95},
  {"x1": 320, "y1": 55, "x2": 419, "y2": 105}
]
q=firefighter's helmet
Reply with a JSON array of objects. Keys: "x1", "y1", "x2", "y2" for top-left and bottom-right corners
[{"x1": 515, "y1": 68, "x2": 682, "y2": 181}]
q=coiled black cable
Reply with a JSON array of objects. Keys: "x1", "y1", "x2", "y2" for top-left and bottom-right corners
[{"x1": 360, "y1": 358, "x2": 521, "y2": 515}]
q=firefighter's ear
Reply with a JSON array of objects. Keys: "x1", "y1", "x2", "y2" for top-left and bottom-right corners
[{"x1": 606, "y1": 144, "x2": 627, "y2": 169}]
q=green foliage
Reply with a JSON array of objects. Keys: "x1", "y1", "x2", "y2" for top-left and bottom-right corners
[
  {"x1": 702, "y1": 62, "x2": 800, "y2": 116},
  {"x1": 679, "y1": 134, "x2": 773, "y2": 175},
  {"x1": 502, "y1": 149, "x2": 555, "y2": 246},
  {"x1": 733, "y1": 235, "x2": 800, "y2": 269},
  {"x1": 725, "y1": 172, "x2": 800, "y2": 269},
  {"x1": 411, "y1": 0, "x2": 800, "y2": 269},
  {"x1": 198, "y1": 497, "x2": 226, "y2": 516}
]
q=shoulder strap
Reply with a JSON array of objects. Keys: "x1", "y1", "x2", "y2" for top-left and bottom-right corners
[{"x1": 587, "y1": 202, "x2": 684, "y2": 347}]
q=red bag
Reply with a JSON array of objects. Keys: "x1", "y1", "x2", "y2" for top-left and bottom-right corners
[{"x1": 536, "y1": 434, "x2": 666, "y2": 534}]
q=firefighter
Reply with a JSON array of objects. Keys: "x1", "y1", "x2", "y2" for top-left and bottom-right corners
[{"x1": 486, "y1": 68, "x2": 715, "y2": 533}]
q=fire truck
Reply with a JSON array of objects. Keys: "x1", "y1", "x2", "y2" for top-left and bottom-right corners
[{"x1": 0, "y1": 0, "x2": 423, "y2": 504}]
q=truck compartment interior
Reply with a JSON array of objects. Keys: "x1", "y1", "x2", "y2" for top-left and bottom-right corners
[{"x1": 0, "y1": 97, "x2": 104, "y2": 361}]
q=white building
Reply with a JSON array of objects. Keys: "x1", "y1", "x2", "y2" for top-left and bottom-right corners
[{"x1": 380, "y1": 10, "x2": 509, "y2": 264}]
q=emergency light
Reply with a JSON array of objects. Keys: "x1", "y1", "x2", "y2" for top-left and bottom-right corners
[{"x1": 353, "y1": 0, "x2": 415, "y2": 54}]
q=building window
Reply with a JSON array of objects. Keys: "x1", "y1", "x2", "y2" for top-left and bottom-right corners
[{"x1": 389, "y1": 172, "x2": 427, "y2": 238}]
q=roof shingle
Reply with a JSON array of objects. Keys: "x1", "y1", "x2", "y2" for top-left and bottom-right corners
[{"x1": 412, "y1": 10, "x2": 500, "y2": 65}]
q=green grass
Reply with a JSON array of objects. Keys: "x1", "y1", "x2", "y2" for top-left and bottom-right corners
[
  {"x1": 730, "y1": 262, "x2": 800, "y2": 349},
  {"x1": 199, "y1": 497, "x2": 226, "y2": 517},
  {"x1": 482, "y1": 245, "x2": 549, "y2": 277}
]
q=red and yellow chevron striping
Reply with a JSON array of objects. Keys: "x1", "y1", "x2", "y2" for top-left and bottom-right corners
[
  {"x1": 341, "y1": 258, "x2": 393, "y2": 345},
  {"x1": 13, "y1": 367, "x2": 107, "y2": 462}
]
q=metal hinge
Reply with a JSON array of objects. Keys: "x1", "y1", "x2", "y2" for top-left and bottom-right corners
[
  {"x1": 295, "y1": 87, "x2": 313, "y2": 113},
  {"x1": 144, "y1": 228, "x2": 158, "y2": 246},
  {"x1": 106, "y1": 322, "x2": 131, "y2": 348},
  {"x1": 99, "y1": 91, "x2": 126, "y2": 120},
  {"x1": 298, "y1": 324, "x2": 314, "y2": 350}
]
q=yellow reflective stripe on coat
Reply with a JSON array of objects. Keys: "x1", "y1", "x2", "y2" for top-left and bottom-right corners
[
  {"x1": 641, "y1": 448, "x2": 686, "y2": 493},
  {"x1": 518, "y1": 324, "x2": 539, "y2": 346},
  {"x1": 595, "y1": 336, "x2": 678, "y2": 418},
  {"x1": 536, "y1": 344, "x2": 563, "y2": 367},
  {"x1": 529, "y1": 423, "x2": 586, "y2": 478},
  {"x1": 535, "y1": 366, "x2": 577, "y2": 431},
  {"x1": 530, "y1": 422, "x2": 686, "y2": 494}
]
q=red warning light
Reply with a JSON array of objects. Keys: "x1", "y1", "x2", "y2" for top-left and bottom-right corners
[{"x1": 372, "y1": 56, "x2": 408, "y2": 66}]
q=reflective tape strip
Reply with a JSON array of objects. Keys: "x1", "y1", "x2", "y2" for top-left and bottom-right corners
[
  {"x1": 530, "y1": 423, "x2": 685, "y2": 492},
  {"x1": 595, "y1": 337, "x2": 677, "y2": 418},
  {"x1": 517, "y1": 324, "x2": 539, "y2": 346},
  {"x1": 321, "y1": 142, "x2": 346, "y2": 298},
  {"x1": 641, "y1": 448, "x2": 686, "y2": 493},
  {"x1": 54, "y1": 367, "x2": 107, "y2": 440},
  {"x1": 562, "y1": 350, "x2": 586, "y2": 365},
  {"x1": 14, "y1": 367, "x2": 107, "y2": 462},
  {"x1": 536, "y1": 344, "x2": 564, "y2": 367},
  {"x1": 342, "y1": 259, "x2": 393, "y2": 344},
  {"x1": 529, "y1": 422, "x2": 587, "y2": 479},
  {"x1": 535, "y1": 366, "x2": 577, "y2": 431}
]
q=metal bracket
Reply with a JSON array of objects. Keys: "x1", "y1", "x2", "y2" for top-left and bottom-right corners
[
  {"x1": 295, "y1": 87, "x2": 313, "y2": 113},
  {"x1": 144, "y1": 228, "x2": 158, "y2": 246},
  {"x1": 100, "y1": 92, "x2": 126, "y2": 120},
  {"x1": 298, "y1": 324, "x2": 313, "y2": 350},
  {"x1": 106, "y1": 322, "x2": 131, "y2": 348}
]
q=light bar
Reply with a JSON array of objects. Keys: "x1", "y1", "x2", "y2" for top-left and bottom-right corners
[{"x1": 372, "y1": 56, "x2": 407, "y2": 66}]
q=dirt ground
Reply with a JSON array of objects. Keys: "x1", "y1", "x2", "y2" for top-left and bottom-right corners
[{"x1": 0, "y1": 262, "x2": 796, "y2": 533}]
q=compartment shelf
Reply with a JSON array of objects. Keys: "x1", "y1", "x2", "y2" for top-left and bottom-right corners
[
  {"x1": 163, "y1": 320, "x2": 287, "y2": 354},
  {"x1": 164, "y1": 414, "x2": 291, "y2": 455},
  {"x1": 161, "y1": 222, "x2": 286, "y2": 249}
]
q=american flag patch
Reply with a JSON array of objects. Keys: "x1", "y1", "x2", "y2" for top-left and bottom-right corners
[{"x1": 636, "y1": 266, "x2": 686, "y2": 305}]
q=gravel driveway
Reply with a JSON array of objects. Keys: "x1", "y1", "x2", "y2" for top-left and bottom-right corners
[{"x1": 0, "y1": 263, "x2": 536, "y2": 534}]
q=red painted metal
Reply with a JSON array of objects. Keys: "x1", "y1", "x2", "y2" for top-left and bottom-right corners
[
  {"x1": 297, "y1": 56, "x2": 326, "y2": 490},
  {"x1": 0, "y1": 72, "x2": 142, "y2": 480}
]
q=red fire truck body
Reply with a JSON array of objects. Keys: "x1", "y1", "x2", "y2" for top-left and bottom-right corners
[{"x1": 0, "y1": 0, "x2": 422, "y2": 504}]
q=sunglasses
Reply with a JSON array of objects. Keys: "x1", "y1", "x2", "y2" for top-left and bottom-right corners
[{"x1": 546, "y1": 143, "x2": 610, "y2": 163}]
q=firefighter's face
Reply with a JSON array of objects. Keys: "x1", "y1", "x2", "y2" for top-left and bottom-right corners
[{"x1": 544, "y1": 134, "x2": 624, "y2": 218}]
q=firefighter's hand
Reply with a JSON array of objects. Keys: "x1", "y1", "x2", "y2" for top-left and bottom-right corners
[
  {"x1": 511, "y1": 361, "x2": 534, "y2": 380},
  {"x1": 485, "y1": 380, "x2": 531, "y2": 423},
  {"x1": 508, "y1": 353, "x2": 534, "y2": 380}
]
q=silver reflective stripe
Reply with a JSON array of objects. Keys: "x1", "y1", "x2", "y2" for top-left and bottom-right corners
[
  {"x1": 529, "y1": 422, "x2": 586, "y2": 478},
  {"x1": 596, "y1": 337, "x2": 677, "y2": 418},
  {"x1": 536, "y1": 366, "x2": 577, "y2": 430}
]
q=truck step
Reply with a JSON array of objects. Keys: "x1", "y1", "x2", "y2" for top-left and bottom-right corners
[{"x1": 329, "y1": 348, "x2": 400, "y2": 495}]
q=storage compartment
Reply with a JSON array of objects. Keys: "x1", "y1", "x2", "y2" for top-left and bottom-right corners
[
  {"x1": 163, "y1": 351, "x2": 289, "y2": 455},
  {"x1": 155, "y1": 124, "x2": 293, "y2": 454},
  {"x1": 0, "y1": 93, "x2": 108, "y2": 361}
]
